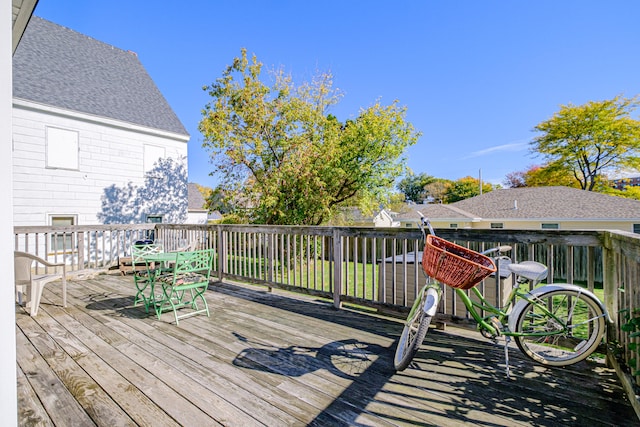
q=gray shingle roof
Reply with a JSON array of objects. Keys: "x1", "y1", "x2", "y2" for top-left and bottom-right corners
[
  {"x1": 188, "y1": 183, "x2": 207, "y2": 211},
  {"x1": 447, "y1": 186, "x2": 640, "y2": 220},
  {"x1": 399, "y1": 203, "x2": 478, "y2": 222},
  {"x1": 13, "y1": 16, "x2": 188, "y2": 136}
]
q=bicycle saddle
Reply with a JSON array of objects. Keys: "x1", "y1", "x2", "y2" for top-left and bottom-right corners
[{"x1": 505, "y1": 261, "x2": 548, "y2": 282}]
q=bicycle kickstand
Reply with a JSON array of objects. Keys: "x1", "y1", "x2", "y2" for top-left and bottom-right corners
[{"x1": 503, "y1": 336, "x2": 511, "y2": 379}]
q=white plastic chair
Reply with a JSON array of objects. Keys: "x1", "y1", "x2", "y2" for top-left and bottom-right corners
[{"x1": 14, "y1": 251, "x2": 67, "y2": 316}]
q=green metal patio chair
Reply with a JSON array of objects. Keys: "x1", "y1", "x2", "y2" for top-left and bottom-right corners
[
  {"x1": 154, "y1": 249, "x2": 215, "y2": 325},
  {"x1": 131, "y1": 243, "x2": 163, "y2": 312}
]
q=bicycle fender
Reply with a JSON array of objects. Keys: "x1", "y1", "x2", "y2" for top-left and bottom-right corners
[
  {"x1": 422, "y1": 287, "x2": 440, "y2": 316},
  {"x1": 507, "y1": 284, "x2": 610, "y2": 333}
]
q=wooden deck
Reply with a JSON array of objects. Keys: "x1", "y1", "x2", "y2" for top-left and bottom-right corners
[{"x1": 16, "y1": 274, "x2": 638, "y2": 427}]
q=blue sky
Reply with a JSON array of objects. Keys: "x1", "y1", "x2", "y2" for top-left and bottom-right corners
[{"x1": 33, "y1": 1, "x2": 640, "y2": 189}]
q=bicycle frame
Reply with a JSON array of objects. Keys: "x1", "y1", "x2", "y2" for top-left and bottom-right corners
[{"x1": 431, "y1": 281, "x2": 586, "y2": 339}]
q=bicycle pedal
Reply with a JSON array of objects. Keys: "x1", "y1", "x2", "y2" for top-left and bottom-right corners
[{"x1": 489, "y1": 317, "x2": 503, "y2": 337}]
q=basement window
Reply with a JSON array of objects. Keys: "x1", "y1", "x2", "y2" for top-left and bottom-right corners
[{"x1": 49, "y1": 215, "x2": 76, "y2": 253}]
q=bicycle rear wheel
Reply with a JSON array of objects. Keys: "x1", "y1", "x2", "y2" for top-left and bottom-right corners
[
  {"x1": 394, "y1": 286, "x2": 439, "y2": 371},
  {"x1": 513, "y1": 289, "x2": 605, "y2": 366}
]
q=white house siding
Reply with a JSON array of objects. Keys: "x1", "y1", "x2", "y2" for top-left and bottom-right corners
[
  {"x1": 12, "y1": 100, "x2": 188, "y2": 226},
  {"x1": 186, "y1": 211, "x2": 209, "y2": 224}
]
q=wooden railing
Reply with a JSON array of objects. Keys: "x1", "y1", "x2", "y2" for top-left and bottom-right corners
[
  {"x1": 14, "y1": 223, "x2": 155, "y2": 272},
  {"x1": 13, "y1": 223, "x2": 640, "y2": 398}
]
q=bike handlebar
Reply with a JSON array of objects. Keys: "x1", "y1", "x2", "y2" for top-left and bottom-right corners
[
  {"x1": 418, "y1": 212, "x2": 511, "y2": 256},
  {"x1": 481, "y1": 245, "x2": 512, "y2": 255}
]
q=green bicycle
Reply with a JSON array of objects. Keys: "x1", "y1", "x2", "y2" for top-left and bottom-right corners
[{"x1": 394, "y1": 216, "x2": 609, "y2": 376}]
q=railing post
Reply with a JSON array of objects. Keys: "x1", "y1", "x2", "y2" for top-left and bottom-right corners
[
  {"x1": 332, "y1": 228, "x2": 342, "y2": 309},
  {"x1": 602, "y1": 232, "x2": 619, "y2": 344},
  {"x1": 216, "y1": 226, "x2": 225, "y2": 282}
]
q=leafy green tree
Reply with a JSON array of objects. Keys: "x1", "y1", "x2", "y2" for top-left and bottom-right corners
[
  {"x1": 199, "y1": 49, "x2": 420, "y2": 225},
  {"x1": 202, "y1": 186, "x2": 235, "y2": 215},
  {"x1": 504, "y1": 164, "x2": 580, "y2": 188},
  {"x1": 443, "y1": 176, "x2": 493, "y2": 203},
  {"x1": 601, "y1": 185, "x2": 640, "y2": 201},
  {"x1": 423, "y1": 179, "x2": 452, "y2": 203},
  {"x1": 525, "y1": 164, "x2": 581, "y2": 188},
  {"x1": 386, "y1": 192, "x2": 409, "y2": 212},
  {"x1": 532, "y1": 96, "x2": 640, "y2": 191},
  {"x1": 397, "y1": 173, "x2": 436, "y2": 203}
]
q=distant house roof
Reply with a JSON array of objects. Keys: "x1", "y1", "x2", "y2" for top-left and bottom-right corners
[
  {"x1": 13, "y1": 16, "x2": 188, "y2": 137},
  {"x1": 398, "y1": 203, "x2": 478, "y2": 223},
  {"x1": 404, "y1": 186, "x2": 640, "y2": 221},
  {"x1": 188, "y1": 183, "x2": 207, "y2": 212}
]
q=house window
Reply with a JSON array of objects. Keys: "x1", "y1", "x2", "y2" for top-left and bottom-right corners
[
  {"x1": 450, "y1": 223, "x2": 458, "y2": 228},
  {"x1": 634, "y1": 224, "x2": 640, "y2": 234},
  {"x1": 541, "y1": 223, "x2": 559, "y2": 230},
  {"x1": 146, "y1": 215, "x2": 163, "y2": 224},
  {"x1": 145, "y1": 214, "x2": 163, "y2": 240},
  {"x1": 144, "y1": 144, "x2": 165, "y2": 173},
  {"x1": 50, "y1": 215, "x2": 76, "y2": 252},
  {"x1": 46, "y1": 127, "x2": 78, "y2": 170},
  {"x1": 490, "y1": 223, "x2": 504, "y2": 229}
]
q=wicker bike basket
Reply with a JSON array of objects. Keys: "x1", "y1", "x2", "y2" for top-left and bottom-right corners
[{"x1": 421, "y1": 235, "x2": 497, "y2": 290}]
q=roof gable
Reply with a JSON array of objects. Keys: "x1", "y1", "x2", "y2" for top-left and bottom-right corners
[{"x1": 13, "y1": 17, "x2": 188, "y2": 136}]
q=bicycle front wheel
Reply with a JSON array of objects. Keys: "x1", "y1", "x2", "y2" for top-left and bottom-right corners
[
  {"x1": 514, "y1": 289, "x2": 606, "y2": 366},
  {"x1": 394, "y1": 286, "x2": 439, "y2": 371}
]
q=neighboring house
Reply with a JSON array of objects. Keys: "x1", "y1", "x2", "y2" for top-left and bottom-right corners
[
  {"x1": 611, "y1": 175, "x2": 640, "y2": 190},
  {"x1": 186, "y1": 183, "x2": 208, "y2": 224},
  {"x1": 12, "y1": 17, "x2": 190, "y2": 227},
  {"x1": 208, "y1": 211, "x2": 224, "y2": 222},
  {"x1": 396, "y1": 186, "x2": 640, "y2": 233},
  {"x1": 373, "y1": 208, "x2": 400, "y2": 227}
]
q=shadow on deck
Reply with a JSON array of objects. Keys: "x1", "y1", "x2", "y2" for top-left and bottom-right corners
[{"x1": 16, "y1": 274, "x2": 638, "y2": 426}]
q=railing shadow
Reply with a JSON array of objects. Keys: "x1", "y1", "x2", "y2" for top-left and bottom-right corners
[{"x1": 214, "y1": 281, "x2": 635, "y2": 426}]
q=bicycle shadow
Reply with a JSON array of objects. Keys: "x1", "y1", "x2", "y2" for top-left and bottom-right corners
[{"x1": 232, "y1": 333, "x2": 388, "y2": 380}]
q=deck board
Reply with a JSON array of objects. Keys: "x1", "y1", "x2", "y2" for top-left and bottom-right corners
[{"x1": 16, "y1": 274, "x2": 639, "y2": 426}]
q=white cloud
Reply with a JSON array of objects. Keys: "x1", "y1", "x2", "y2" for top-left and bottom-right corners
[{"x1": 463, "y1": 140, "x2": 529, "y2": 159}]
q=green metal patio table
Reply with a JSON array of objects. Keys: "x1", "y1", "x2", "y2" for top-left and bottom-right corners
[{"x1": 133, "y1": 250, "x2": 178, "y2": 313}]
